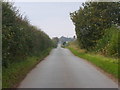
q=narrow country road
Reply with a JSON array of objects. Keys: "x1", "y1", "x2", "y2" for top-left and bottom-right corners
[{"x1": 18, "y1": 44, "x2": 118, "y2": 88}]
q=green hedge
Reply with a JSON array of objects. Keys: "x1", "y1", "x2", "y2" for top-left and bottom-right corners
[{"x1": 2, "y1": 2, "x2": 54, "y2": 68}]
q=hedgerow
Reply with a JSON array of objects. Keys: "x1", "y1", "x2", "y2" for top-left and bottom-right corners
[{"x1": 2, "y1": 2, "x2": 54, "y2": 68}]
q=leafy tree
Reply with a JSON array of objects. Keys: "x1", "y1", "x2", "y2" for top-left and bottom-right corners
[
  {"x1": 70, "y1": 2, "x2": 120, "y2": 50},
  {"x1": 52, "y1": 37, "x2": 59, "y2": 48}
]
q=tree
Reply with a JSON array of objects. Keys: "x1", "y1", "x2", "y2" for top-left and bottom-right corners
[
  {"x1": 70, "y1": 2, "x2": 120, "y2": 50},
  {"x1": 52, "y1": 37, "x2": 59, "y2": 48}
]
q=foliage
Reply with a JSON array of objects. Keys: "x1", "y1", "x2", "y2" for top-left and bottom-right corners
[
  {"x1": 70, "y1": 2, "x2": 120, "y2": 50},
  {"x1": 95, "y1": 26, "x2": 120, "y2": 58},
  {"x1": 52, "y1": 37, "x2": 59, "y2": 48},
  {"x1": 2, "y1": 2, "x2": 53, "y2": 68},
  {"x1": 3, "y1": 48, "x2": 51, "y2": 88}
]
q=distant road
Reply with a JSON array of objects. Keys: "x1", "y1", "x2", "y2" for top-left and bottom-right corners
[{"x1": 18, "y1": 44, "x2": 118, "y2": 88}]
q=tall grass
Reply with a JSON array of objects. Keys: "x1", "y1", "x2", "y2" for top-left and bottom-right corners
[
  {"x1": 67, "y1": 46, "x2": 118, "y2": 79},
  {"x1": 3, "y1": 48, "x2": 52, "y2": 88}
]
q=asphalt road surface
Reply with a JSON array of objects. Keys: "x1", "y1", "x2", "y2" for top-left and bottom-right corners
[{"x1": 18, "y1": 44, "x2": 118, "y2": 88}]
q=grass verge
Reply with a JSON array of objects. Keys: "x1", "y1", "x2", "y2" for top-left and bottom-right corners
[
  {"x1": 67, "y1": 45, "x2": 119, "y2": 79},
  {"x1": 2, "y1": 48, "x2": 52, "y2": 88}
]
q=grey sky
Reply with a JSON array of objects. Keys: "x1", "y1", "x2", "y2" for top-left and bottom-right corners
[{"x1": 14, "y1": 2, "x2": 84, "y2": 38}]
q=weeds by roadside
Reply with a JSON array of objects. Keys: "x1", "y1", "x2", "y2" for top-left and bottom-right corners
[{"x1": 67, "y1": 42, "x2": 119, "y2": 80}]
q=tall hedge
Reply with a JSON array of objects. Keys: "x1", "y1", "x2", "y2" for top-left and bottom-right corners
[{"x1": 2, "y1": 2, "x2": 53, "y2": 68}]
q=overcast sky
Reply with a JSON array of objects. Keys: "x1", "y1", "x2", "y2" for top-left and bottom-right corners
[{"x1": 14, "y1": 2, "x2": 84, "y2": 38}]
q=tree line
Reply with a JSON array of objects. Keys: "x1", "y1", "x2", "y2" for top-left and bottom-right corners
[
  {"x1": 2, "y1": 2, "x2": 54, "y2": 68},
  {"x1": 70, "y1": 2, "x2": 120, "y2": 58}
]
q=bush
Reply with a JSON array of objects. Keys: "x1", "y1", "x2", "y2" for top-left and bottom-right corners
[
  {"x1": 95, "y1": 26, "x2": 119, "y2": 58},
  {"x1": 2, "y1": 2, "x2": 54, "y2": 68}
]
